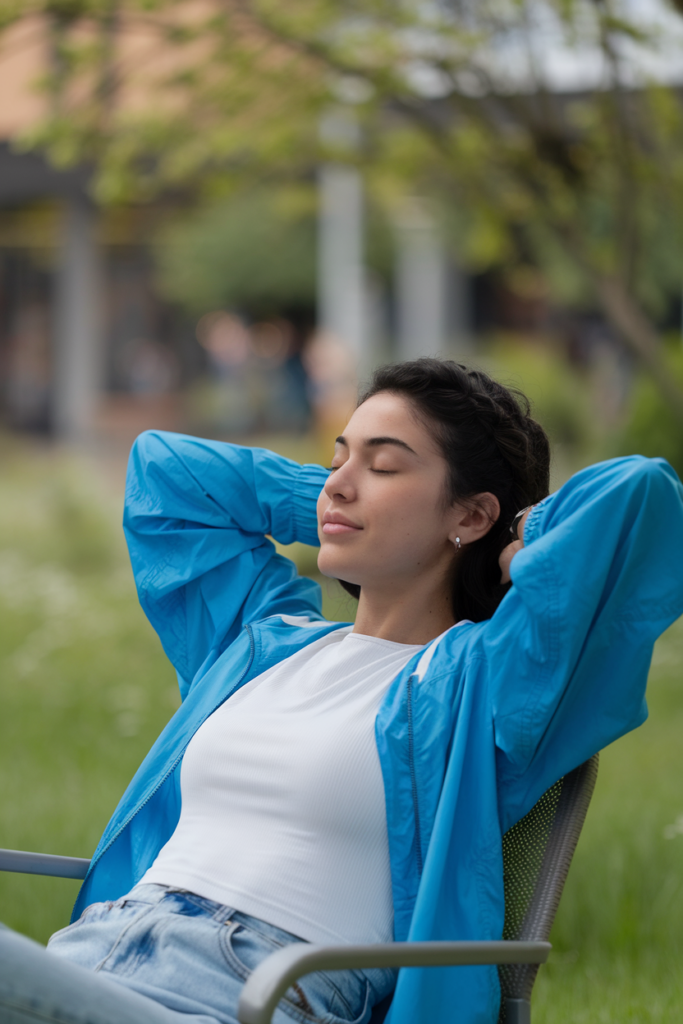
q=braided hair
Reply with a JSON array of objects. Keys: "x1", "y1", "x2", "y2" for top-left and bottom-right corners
[{"x1": 337, "y1": 358, "x2": 551, "y2": 623}]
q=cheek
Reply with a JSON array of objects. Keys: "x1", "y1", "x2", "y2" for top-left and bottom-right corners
[
  {"x1": 383, "y1": 500, "x2": 455, "y2": 571},
  {"x1": 373, "y1": 488, "x2": 439, "y2": 538},
  {"x1": 316, "y1": 488, "x2": 327, "y2": 526}
]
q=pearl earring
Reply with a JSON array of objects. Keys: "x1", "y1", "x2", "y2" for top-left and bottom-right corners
[{"x1": 455, "y1": 536, "x2": 461, "y2": 550}]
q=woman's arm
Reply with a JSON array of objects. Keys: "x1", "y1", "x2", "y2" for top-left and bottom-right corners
[
  {"x1": 123, "y1": 430, "x2": 329, "y2": 698},
  {"x1": 487, "y1": 455, "x2": 683, "y2": 828}
]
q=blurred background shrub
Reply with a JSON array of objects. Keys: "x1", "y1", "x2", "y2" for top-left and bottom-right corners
[{"x1": 618, "y1": 341, "x2": 683, "y2": 479}]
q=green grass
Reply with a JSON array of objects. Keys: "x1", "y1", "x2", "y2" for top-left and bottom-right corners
[
  {"x1": 533, "y1": 621, "x2": 683, "y2": 1022},
  {"x1": 0, "y1": 440, "x2": 182, "y2": 939},
  {"x1": 0, "y1": 437, "x2": 682, "y2": 1021}
]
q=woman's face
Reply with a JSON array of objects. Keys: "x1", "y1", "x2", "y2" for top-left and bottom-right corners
[{"x1": 316, "y1": 392, "x2": 462, "y2": 592}]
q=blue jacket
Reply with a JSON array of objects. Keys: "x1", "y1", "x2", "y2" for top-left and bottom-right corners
[{"x1": 72, "y1": 431, "x2": 683, "y2": 1024}]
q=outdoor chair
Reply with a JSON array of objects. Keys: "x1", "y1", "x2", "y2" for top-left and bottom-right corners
[{"x1": 0, "y1": 753, "x2": 599, "y2": 1024}]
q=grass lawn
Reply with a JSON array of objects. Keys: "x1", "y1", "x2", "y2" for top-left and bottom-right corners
[{"x1": 0, "y1": 437, "x2": 681, "y2": 1021}]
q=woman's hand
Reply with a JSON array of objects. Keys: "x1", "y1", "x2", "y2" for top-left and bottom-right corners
[
  {"x1": 499, "y1": 539, "x2": 523, "y2": 584},
  {"x1": 499, "y1": 507, "x2": 534, "y2": 584}
]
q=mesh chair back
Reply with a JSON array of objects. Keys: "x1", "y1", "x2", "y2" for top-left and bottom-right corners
[
  {"x1": 497, "y1": 754, "x2": 599, "y2": 1019},
  {"x1": 370, "y1": 755, "x2": 598, "y2": 1024}
]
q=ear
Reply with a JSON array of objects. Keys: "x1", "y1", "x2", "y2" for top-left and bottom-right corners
[{"x1": 447, "y1": 493, "x2": 501, "y2": 548}]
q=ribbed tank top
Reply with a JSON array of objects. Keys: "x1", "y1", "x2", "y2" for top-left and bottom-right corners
[{"x1": 141, "y1": 627, "x2": 424, "y2": 944}]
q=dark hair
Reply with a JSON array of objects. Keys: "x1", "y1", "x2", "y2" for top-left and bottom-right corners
[{"x1": 337, "y1": 358, "x2": 551, "y2": 623}]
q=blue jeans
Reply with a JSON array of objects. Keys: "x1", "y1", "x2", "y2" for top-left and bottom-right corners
[{"x1": 0, "y1": 884, "x2": 395, "y2": 1024}]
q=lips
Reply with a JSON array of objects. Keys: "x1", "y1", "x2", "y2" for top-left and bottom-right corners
[{"x1": 321, "y1": 511, "x2": 362, "y2": 535}]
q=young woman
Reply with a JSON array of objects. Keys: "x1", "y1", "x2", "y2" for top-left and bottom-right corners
[{"x1": 1, "y1": 358, "x2": 683, "y2": 1024}]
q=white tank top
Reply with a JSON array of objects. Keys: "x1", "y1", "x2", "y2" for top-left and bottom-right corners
[{"x1": 141, "y1": 628, "x2": 424, "y2": 945}]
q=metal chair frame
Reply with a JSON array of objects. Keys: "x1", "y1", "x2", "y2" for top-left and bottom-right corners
[{"x1": 0, "y1": 754, "x2": 599, "y2": 1024}]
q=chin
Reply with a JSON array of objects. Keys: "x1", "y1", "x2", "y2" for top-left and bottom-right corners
[{"x1": 317, "y1": 550, "x2": 362, "y2": 586}]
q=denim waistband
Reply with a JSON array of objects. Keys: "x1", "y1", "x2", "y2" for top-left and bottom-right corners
[
  {"x1": 125, "y1": 883, "x2": 312, "y2": 946},
  {"x1": 126, "y1": 883, "x2": 399, "y2": 962}
]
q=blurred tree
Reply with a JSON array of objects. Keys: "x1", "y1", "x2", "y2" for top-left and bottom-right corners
[
  {"x1": 155, "y1": 188, "x2": 318, "y2": 316},
  {"x1": 154, "y1": 185, "x2": 393, "y2": 317},
  {"x1": 4, "y1": 0, "x2": 683, "y2": 418}
]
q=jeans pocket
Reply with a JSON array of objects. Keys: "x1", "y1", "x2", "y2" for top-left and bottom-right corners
[
  {"x1": 47, "y1": 895, "x2": 159, "y2": 972},
  {"x1": 47, "y1": 900, "x2": 114, "y2": 945},
  {"x1": 220, "y1": 921, "x2": 370, "y2": 1024}
]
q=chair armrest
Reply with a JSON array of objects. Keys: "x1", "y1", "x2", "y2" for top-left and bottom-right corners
[
  {"x1": 237, "y1": 939, "x2": 550, "y2": 1024},
  {"x1": 0, "y1": 848, "x2": 90, "y2": 879}
]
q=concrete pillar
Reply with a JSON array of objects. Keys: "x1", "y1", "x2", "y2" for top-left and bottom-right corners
[
  {"x1": 52, "y1": 195, "x2": 103, "y2": 440},
  {"x1": 317, "y1": 163, "x2": 365, "y2": 368},
  {"x1": 449, "y1": 260, "x2": 472, "y2": 358},
  {"x1": 316, "y1": 104, "x2": 378, "y2": 382},
  {"x1": 394, "y1": 198, "x2": 448, "y2": 362}
]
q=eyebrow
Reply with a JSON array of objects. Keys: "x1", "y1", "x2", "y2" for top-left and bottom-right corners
[{"x1": 335, "y1": 435, "x2": 418, "y2": 455}]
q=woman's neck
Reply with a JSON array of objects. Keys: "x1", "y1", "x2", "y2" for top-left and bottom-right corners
[{"x1": 352, "y1": 578, "x2": 456, "y2": 646}]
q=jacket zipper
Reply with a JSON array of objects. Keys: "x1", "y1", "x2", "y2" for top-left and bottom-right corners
[
  {"x1": 407, "y1": 674, "x2": 423, "y2": 875},
  {"x1": 76, "y1": 623, "x2": 257, "y2": 897}
]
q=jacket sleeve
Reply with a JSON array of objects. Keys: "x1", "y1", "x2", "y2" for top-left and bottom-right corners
[
  {"x1": 487, "y1": 455, "x2": 683, "y2": 829},
  {"x1": 123, "y1": 430, "x2": 329, "y2": 698}
]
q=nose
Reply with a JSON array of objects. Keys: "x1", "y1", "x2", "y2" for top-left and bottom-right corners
[{"x1": 323, "y1": 461, "x2": 356, "y2": 502}]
